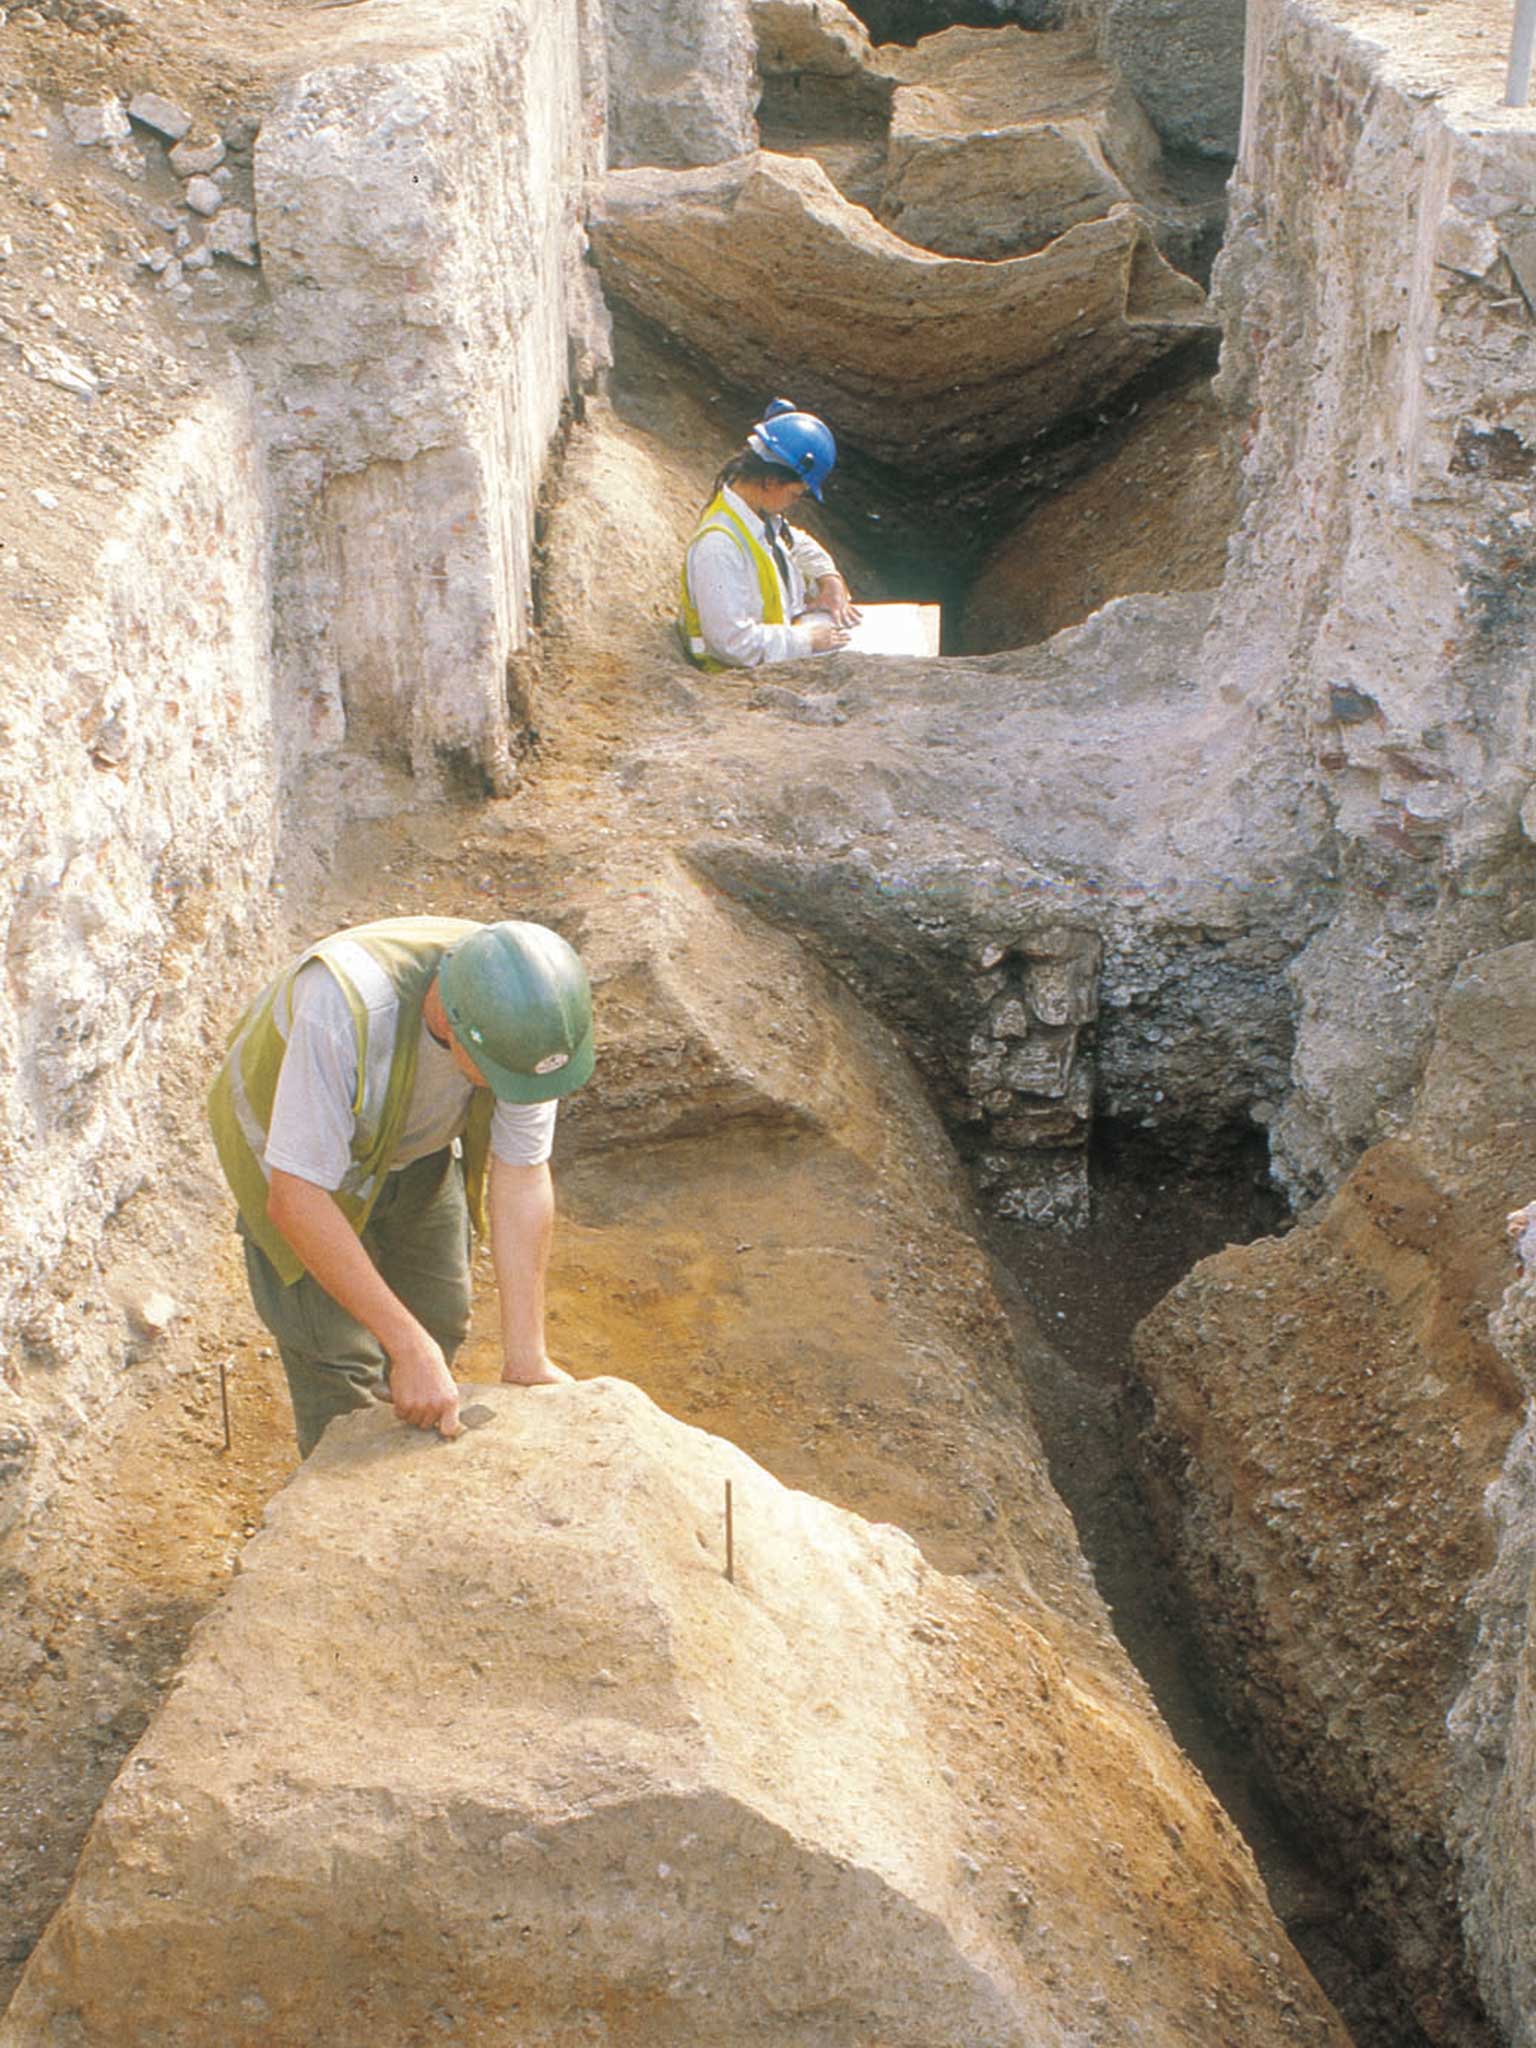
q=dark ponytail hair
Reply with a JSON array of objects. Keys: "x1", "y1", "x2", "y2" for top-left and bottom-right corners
[{"x1": 709, "y1": 447, "x2": 800, "y2": 504}]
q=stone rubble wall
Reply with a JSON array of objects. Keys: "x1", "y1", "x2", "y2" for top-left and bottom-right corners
[
  {"x1": 0, "y1": 383, "x2": 280, "y2": 1525},
  {"x1": 964, "y1": 927, "x2": 1100, "y2": 1224},
  {"x1": 1201, "y1": 0, "x2": 1536, "y2": 1201}
]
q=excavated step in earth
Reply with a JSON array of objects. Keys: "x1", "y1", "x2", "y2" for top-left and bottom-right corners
[
  {"x1": 957, "y1": 382, "x2": 1239, "y2": 652},
  {"x1": 589, "y1": 150, "x2": 1213, "y2": 480},
  {"x1": 762, "y1": 15, "x2": 1164, "y2": 259},
  {"x1": 877, "y1": 24, "x2": 1164, "y2": 259},
  {"x1": 752, "y1": 2, "x2": 1225, "y2": 276}
]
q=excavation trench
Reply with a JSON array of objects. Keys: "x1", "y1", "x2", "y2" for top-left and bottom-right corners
[
  {"x1": 987, "y1": 1128, "x2": 1395, "y2": 2044},
  {"x1": 592, "y1": 5, "x2": 1239, "y2": 663},
  {"x1": 605, "y1": 297, "x2": 1230, "y2": 662},
  {"x1": 521, "y1": 318, "x2": 1385, "y2": 2016},
  {"x1": 507, "y1": 888, "x2": 1379, "y2": 2030},
  {"x1": 3, "y1": 0, "x2": 1531, "y2": 2031}
]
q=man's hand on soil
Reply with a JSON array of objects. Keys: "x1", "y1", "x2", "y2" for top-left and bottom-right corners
[{"x1": 501, "y1": 1354, "x2": 571, "y2": 1387}]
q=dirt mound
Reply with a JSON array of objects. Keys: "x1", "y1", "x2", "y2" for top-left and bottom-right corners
[{"x1": 4, "y1": 1378, "x2": 1351, "y2": 2048}]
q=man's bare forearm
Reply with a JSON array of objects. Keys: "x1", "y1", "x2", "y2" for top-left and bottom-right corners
[
  {"x1": 489, "y1": 1157, "x2": 566, "y2": 1383},
  {"x1": 265, "y1": 1168, "x2": 459, "y2": 1432},
  {"x1": 267, "y1": 1170, "x2": 419, "y2": 1347}
]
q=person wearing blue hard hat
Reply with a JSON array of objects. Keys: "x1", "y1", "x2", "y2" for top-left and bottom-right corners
[{"x1": 679, "y1": 399, "x2": 861, "y2": 671}]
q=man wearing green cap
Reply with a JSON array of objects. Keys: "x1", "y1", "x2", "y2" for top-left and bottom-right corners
[{"x1": 208, "y1": 916, "x2": 595, "y2": 1455}]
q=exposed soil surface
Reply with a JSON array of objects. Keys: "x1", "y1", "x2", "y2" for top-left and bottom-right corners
[
  {"x1": 0, "y1": 633, "x2": 1054, "y2": 2009},
  {"x1": 1, "y1": 3, "x2": 273, "y2": 644},
  {"x1": 958, "y1": 383, "x2": 1240, "y2": 653}
]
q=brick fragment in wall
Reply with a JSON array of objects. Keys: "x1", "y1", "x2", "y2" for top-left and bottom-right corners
[
  {"x1": 1370, "y1": 815, "x2": 1445, "y2": 857},
  {"x1": 1378, "y1": 747, "x2": 1443, "y2": 783},
  {"x1": 1451, "y1": 423, "x2": 1536, "y2": 481}
]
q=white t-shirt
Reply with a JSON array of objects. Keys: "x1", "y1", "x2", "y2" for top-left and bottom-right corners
[{"x1": 263, "y1": 962, "x2": 556, "y2": 1189}]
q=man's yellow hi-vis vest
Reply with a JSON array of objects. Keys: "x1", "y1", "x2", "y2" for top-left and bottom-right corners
[
  {"x1": 678, "y1": 492, "x2": 786, "y2": 670},
  {"x1": 207, "y1": 917, "x2": 495, "y2": 1285}
]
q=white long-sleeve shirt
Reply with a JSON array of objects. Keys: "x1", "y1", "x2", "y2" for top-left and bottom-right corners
[{"x1": 685, "y1": 484, "x2": 839, "y2": 668}]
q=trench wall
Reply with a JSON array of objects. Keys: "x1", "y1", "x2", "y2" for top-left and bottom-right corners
[
  {"x1": 1176, "y1": 6, "x2": 1536, "y2": 2033},
  {"x1": 0, "y1": 383, "x2": 278, "y2": 1523},
  {"x1": 1454, "y1": 1262, "x2": 1536, "y2": 2048},
  {"x1": 1202, "y1": 0, "x2": 1536, "y2": 1199},
  {"x1": 250, "y1": 0, "x2": 609, "y2": 792},
  {"x1": 1, "y1": 0, "x2": 607, "y2": 1528}
]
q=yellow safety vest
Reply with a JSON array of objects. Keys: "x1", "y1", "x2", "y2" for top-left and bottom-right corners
[
  {"x1": 678, "y1": 492, "x2": 787, "y2": 671},
  {"x1": 207, "y1": 916, "x2": 495, "y2": 1285}
]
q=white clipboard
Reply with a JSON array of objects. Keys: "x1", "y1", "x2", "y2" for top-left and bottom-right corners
[{"x1": 804, "y1": 603, "x2": 943, "y2": 657}]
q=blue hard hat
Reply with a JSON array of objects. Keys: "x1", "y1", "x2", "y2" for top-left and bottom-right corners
[{"x1": 748, "y1": 405, "x2": 837, "y2": 499}]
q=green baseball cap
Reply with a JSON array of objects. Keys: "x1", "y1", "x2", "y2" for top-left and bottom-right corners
[{"x1": 438, "y1": 921, "x2": 594, "y2": 1104}]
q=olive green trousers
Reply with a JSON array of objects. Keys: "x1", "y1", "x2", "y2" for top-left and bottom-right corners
[{"x1": 241, "y1": 1147, "x2": 473, "y2": 1458}]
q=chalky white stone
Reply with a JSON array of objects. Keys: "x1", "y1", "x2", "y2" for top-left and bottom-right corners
[
  {"x1": 63, "y1": 99, "x2": 130, "y2": 147},
  {"x1": 183, "y1": 175, "x2": 224, "y2": 218}
]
